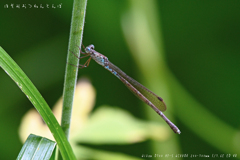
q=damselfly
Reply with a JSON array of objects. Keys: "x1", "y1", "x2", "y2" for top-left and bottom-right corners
[{"x1": 70, "y1": 44, "x2": 181, "y2": 134}]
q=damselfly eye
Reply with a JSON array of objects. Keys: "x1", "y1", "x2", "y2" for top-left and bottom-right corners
[
  {"x1": 85, "y1": 47, "x2": 91, "y2": 53},
  {"x1": 90, "y1": 44, "x2": 95, "y2": 49}
]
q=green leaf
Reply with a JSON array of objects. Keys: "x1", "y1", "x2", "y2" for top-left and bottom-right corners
[
  {"x1": 74, "y1": 145, "x2": 143, "y2": 160},
  {"x1": 71, "y1": 106, "x2": 170, "y2": 144},
  {"x1": 0, "y1": 47, "x2": 76, "y2": 159},
  {"x1": 17, "y1": 134, "x2": 56, "y2": 160}
]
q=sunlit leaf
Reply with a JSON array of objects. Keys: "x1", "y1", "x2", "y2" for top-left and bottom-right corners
[{"x1": 17, "y1": 134, "x2": 56, "y2": 160}]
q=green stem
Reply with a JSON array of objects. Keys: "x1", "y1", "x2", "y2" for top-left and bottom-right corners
[
  {"x1": 60, "y1": 0, "x2": 88, "y2": 158},
  {"x1": 62, "y1": 0, "x2": 87, "y2": 139}
]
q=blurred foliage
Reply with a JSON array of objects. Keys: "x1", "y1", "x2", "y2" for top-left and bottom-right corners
[
  {"x1": 0, "y1": 0, "x2": 240, "y2": 159},
  {"x1": 19, "y1": 79, "x2": 171, "y2": 159}
]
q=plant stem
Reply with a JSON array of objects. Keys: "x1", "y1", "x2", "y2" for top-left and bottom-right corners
[{"x1": 60, "y1": 0, "x2": 88, "y2": 158}]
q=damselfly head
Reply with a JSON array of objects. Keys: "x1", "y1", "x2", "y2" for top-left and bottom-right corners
[{"x1": 85, "y1": 44, "x2": 95, "y2": 53}]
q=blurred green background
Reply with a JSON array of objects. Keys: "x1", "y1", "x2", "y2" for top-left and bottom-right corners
[{"x1": 0, "y1": 0, "x2": 240, "y2": 159}]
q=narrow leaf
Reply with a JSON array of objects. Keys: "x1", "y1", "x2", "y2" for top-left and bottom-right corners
[
  {"x1": 0, "y1": 47, "x2": 76, "y2": 159},
  {"x1": 17, "y1": 134, "x2": 56, "y2": 160}
]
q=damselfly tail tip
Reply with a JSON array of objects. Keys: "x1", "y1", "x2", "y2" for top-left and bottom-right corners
[
  {"x1": 174, "y1": 128, "x2": 181, "y2": 134},
  {"x1": 170, "y1": 124, "x2": 181, "y2": 134}
]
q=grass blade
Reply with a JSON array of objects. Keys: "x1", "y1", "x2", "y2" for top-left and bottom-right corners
[
  {"x1": 17, "y1": 134, "x2": 56, "y2": 160},
  {"x1": 0, "y1": 47, "x2": 76, "y2": 159}
]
